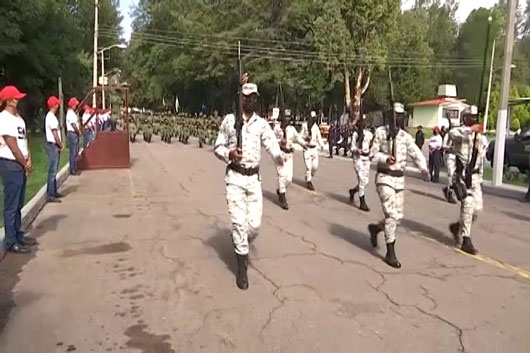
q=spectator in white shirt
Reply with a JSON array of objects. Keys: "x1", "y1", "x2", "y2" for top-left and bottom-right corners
[
  {"x1": 66, "y1": 98, "x2": 81, "y2": 175},
  {"x1": 82, "y1": 105, "x2": 94, "y2": 148},
  {"x1": 45, "y1": 96, "x2": 65, "y2": 203},
  {"x1": 429, "y1": 126, "x2": 443, "y2": 183},
  {"x1": 0, "y1": 85, "x2": 37, "y2": 253}
]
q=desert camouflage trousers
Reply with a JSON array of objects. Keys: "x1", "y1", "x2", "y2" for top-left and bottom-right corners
[
  {"x1": 304, "y1": 148, "x2": 319, "y2": 182},
  {"x1": 277, "y1": 152, "x2": 293, "y2": 193},
  {"x1": 376, "y1": 183, "x2": 405, "y2": 244},
  {"x1": 353, "y1": 156, "x2": 371, "y2": 197},
  {"x1": 460, "y1": 173, "x2": 483, "y2": 238}
]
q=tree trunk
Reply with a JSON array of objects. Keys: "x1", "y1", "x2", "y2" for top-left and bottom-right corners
[
  {"x1": 344, "y1": 66, "x2": 351, "y2": 110},
  {"x1": 350, "y1": 67, "x2": 372, "y2": 124}
]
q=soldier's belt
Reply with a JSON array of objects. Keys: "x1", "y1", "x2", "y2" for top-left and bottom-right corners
[
  {"x1": 306, "y1": 144, "x2": 317, "y2": 149},
  {"x1": 281, "y1": 146, "x2": 295, "y2": 154},
  {"x1": 227, "y1": 163, "x2": 259, "y2": 176},
  {"x1": 377, "y1": 168, "x2": 404, "y2": 177},
  {"x1": 360, "y1": 152, "x2": 370, "y2": 157}
]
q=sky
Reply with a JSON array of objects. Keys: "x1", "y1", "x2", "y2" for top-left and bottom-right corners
[{"x1": 119, "y1": 0, "x2": 503, "y2": 41}]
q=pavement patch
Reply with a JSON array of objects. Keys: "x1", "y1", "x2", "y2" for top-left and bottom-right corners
[
  {"x1": 62, "y1": 242, "x2": 132, "y2": 257},
  {"x1": 124, "y1": 324, "x2": 175, "y2": 353}
]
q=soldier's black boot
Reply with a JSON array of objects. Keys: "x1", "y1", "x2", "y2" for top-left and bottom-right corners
[
  {"x1": 199, "y1": 140, "x2": 203, "y2": 148},
  {"x1": 461, "y1": 237, "x2": 478, "y2": 255},
  {"x1": 449, "y1": 222, "x2": 460, "y2": 244},
  {"x1": 384, "y1": 241, "x2": 401, "y2": 268},
  {"x1": 307, "y1": 181, "x2": 315, "y2": 191},
  {"x1": 368, "y1": 223, "x2": 383, "y2": 248},
  {"x1": 359, "y1": 196, "x2": 370, "y2": 212},
  {"x1": 235, "y1": 254, "x2": 249, "y2": 290},
  {"x1": 443, "y1": 187, "x2": 457, "y2": 204},
  {"x1": 349, "y1": 187, "x2": 358, "y2": 203},
  {"x1": 279, "y1": 192, "x2": 289, "y2": 210}
]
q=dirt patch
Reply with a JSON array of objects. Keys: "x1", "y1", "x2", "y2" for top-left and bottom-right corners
[
  {"x1": 62, "y1": 242, "x2": 132, "y2": 257},
  {"x1": 124, "y1": 324, "x2": 175, "y2": 353}
]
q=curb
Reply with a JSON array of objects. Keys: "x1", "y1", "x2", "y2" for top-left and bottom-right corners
[{"x1": 0, "y1": 163, "x2": 70, "y2": 255}]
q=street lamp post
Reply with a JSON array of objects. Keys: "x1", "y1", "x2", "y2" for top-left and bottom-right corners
[{"x1": 98, "y1": 43, "x2": 126, "y2": 109}]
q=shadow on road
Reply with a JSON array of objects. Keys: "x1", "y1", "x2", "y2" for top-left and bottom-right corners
[
  {"x1": 328, "y1": 223, "x2": 382, "y2": 260},
  {"x1": 27, "y1": 214, "x2": 67, "y2": 239},
  {"x1": 401, "y1": 218, "x2": 455, "y2": 247},
  {"x1": 503, "y1": 211, "x2": 530, "y2": 223},
  {"x1": 60, "y1": 184, "x2": 79, "y2": 196},
  {"x1": 408, "y1": 187, "x2": 447, "y2": 203},
  {"x1": 262, "y1": 189, "x2": 279, "y2": 208},
  {"x1": 325, "y1": 192, "x2": 352, "y2": 207},
  {"x1": 206, "y1": 229, "x2": 236, "y2": 276},
  {"x1": 292, "y1": 178, "x2": 307, "y2": 189}
]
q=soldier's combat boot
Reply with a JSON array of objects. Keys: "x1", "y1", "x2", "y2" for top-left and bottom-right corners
[
  {"x1": 443, "y1": 187, "x2": 457, "y2": 204},
  {"x1": 279, "y1": 192, "x2": 289, "y2": 210},
  {"x1": 235, "y1": 254, "x2": 249, "y2": 290},
  {"x1": 384, "y1": 241, "x2": 401, "y2": 268},
  {"x1": 461, "y1": 237, "x2": 478, "y2": 255},
  {"x1": 349, "y1": 187, "x2": 358, "y2": 203},
  {"x1": 307, "y1": 181, "x2": 315, "y2": 191},
  {"x1": 359, "y1": 196, "x2": 370, "y2": 212},
  {"x1": 368, "y1": 223, "x2": 383, "y2": 248},
  {"x1": 449, "y1": 222, "x2": 460, "y2": 244}
]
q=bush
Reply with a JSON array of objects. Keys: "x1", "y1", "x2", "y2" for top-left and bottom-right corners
[{"x1": 510, "y1": 118, "x2": 520, "y2": 132}]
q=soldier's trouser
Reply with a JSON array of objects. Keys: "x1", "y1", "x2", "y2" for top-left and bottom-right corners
[
  {"x1": 353, "y1": 156, "x2": 370, "y2": 197},
  {"x1": 304, "y1": 148, "x2": 319, "y2": 182},
  {"x1": 445, "y1": 154, "x2": 456, "y2": 189},
  {"x1": 460, "y1": 174, "x2": 483, "y2": 238},
  {"x1": 376, "y1": 184, "x2": 404, "y2": 244},
  {"x1": 226, "y1": 179, "x2": 263, "y2": 255},
  {"x1": 277, "y1": 153, "x2": 293, "y2": 193}
]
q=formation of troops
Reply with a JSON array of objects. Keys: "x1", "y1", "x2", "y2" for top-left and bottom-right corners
[{"x1": 213, "y1": 78, "x2": 486, "y2": 290}]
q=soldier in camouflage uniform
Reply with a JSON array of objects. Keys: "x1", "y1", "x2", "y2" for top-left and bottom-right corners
[
  {"x1": 443, "y1": 125, "x2": 457, "y2": 204},
  {"x1": 214, "y1": 83, "x2": 283, "y2": 290},
  {"x1": 368, "y1": 103, "x2": 429, "y2": 268},
  {"x1": 300, "y1": 111, "x2": 324, "y2": 191},
  {"x1": 349, "y1": 117, "x2": 373, "y2": 212},
  {"x1": 447, "y1": 106, "x2": 483, "y2": 255}
]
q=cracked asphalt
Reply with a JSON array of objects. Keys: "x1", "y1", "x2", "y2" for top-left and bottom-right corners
[{"x1": 0, "y1": 137, "x2": 529, "y2": 353}]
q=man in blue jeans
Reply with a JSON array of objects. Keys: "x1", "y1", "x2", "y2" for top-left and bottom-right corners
[
  {"x1": 66, "y1": 97, "x2": 81, "y2": 175},
  {"x1": 0, "y1": 85, "x2": 37, "y2": 253},
  {"x1": 45, "y1": 96, "x2": 65, "y2": 203}
]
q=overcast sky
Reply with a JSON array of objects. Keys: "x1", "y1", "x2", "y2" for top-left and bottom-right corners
[{"x1": 119, "y1": 0, "x2": 509, "y2": 41}]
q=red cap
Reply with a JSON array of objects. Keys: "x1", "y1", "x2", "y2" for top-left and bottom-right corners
[
  {"x1": 0, "y1": 86, "x2": 26, "y2": 101},
  {"x1": 68, "y1": 98, "x2": 80, "y2": 108},
  {"x1": 47, "y1": 96, "x2": 61, "y2": 109},
  {"x1": 433, "y1": 126, "x2": 441, "y2": 133},
  {"x1": 83, "y1": 105, "x2": 91, "y2": 112}
]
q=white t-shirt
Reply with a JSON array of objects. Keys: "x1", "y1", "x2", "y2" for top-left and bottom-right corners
[
  {"x1": 0, "y1": 110, "x2": 29, "y2": 160},
  {"x1": 45, "y1": 111, "x2": 61, "y2": 143},
  {"x1": 429, "y1": 135, "x2": 443, "y2": 150},
  {"x1": 82, "y1": 112, "x2": 93, "y2": 130},
  {"x1": 66, "y1": 109, "x2": 79, "y2": 132}
]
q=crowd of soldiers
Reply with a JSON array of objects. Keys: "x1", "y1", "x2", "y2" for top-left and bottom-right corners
[{"x1": 128, "y1": 113, "x2": 220, "y2": 147}]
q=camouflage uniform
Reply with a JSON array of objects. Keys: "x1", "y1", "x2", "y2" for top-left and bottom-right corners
[
  {"x1": 443, "y1": 133, "x2": 457, "y2": 203},
  {"x1": 447, "y1": 126, "x2": 483, "y2": 240},
  {"x1": 370, "y1": 127, "x2": 428, "y2": 245},
  {"x1": 351, "y1": 129, "x2": 373, "y2": 197},
  {"x1": 214, "y1": 113, "x2": 282, "y2": 256},
  {"x1": 300, "y1": 121, "x2": 324, "y2": 183},
  {"x1": 273, "y1": 123, "x2": 305, "y2": 194}
]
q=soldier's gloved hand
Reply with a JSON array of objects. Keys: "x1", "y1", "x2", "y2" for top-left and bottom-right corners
[
  {"x1": 421, "y1": 169, "x2": 430, "y2": 181},
  {"x1": 275, "y1": 155, "x2": 285, "y2": 166},
  {"x1": 386, "y1": 156, "x2": 396, "y2": 165},
  {"x1": 229, "y1": 148, "x2": 243, "y2": 162}
]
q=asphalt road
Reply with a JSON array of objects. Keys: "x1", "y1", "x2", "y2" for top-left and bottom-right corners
[{"x1": 0, "y1": 137, "x2": 529, "y2": 353}]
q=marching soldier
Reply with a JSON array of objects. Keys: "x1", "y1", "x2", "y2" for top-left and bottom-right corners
[
  {"x1": 300, "y1": 111, "x2": 324, "y2": 191},
  {"x1": 442, "y1": 130, "x2": 457, "y2": 204},
  {"x1": 274, "y1": 111, "x2": 306, "y2": 210},
  {"x1": 349, "y1": 117, "x2": 373, "y2": 212},
  {"x1": 214, "y1": 82, "x2": 284, "y2": 290},
  {"x1": 447, "y1": 106, "x2": 483, "y2": 255},
  {"x1": 368, "y1": 103, "x2": 429, "y2": 268}
]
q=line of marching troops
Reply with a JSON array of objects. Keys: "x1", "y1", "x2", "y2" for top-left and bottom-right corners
[{"x1": 213, "y1": 80, "x2": 486, "y2": 290}]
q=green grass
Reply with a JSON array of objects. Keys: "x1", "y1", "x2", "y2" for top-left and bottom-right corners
[
  {"x1": 482, "y1": 165, "x2": 529, "y2": 188},
  {"x1": 0, "y1": 136, "x2": 68, "y2": 228}
]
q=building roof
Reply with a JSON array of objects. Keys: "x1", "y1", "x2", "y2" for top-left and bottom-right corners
[{"x1": 411, "y1": 97, "x2": 466, "y2": 107}]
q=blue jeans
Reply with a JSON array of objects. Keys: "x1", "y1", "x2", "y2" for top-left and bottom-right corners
[
  {"x1": 83, "y1": 130, "x2": 93, "y2": 149},
  {"x1": 0, "y1": 158, "x2": 26, "y2": 249},
  {"x1": 45, "y1": 143, "x2": 60, "y2": 198},
  {"x1": 67, "y1": 132, "x2": 79, "y2": 174}
]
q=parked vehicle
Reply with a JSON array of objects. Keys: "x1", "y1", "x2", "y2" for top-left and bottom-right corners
[{"x1": 486, "y1": 128, "x2": 530, "y2": 173}]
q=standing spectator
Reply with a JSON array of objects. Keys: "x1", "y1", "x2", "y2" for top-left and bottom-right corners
[
  {"x1": 428, "y1": 126, "x2": 443, "y2": 183},
  {"x1": 415, "y1": 125, "x2": 425, "y2": 150},
  {"x1": 82, "y1": 105, "x2": 93, "y2": 148},
  {"x1": 45, "y1": 96, "x2": 65, "y2": 203},
  {"x1": 440, "y1": 126, "x2": 448, "y2": 141},
  {"x1": 0, "y1": 86, "x2": 37, "y2": 253},
  {"x1": 66, "y1": 98, "x2": 81, "y2": 175},
  {"x1": 328, "y1": 122, "x2": 338, "y2": 158}
]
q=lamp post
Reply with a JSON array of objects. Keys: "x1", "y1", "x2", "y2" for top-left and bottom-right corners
[{"x1": 98, "y1": 43, "x2": 126, "y2": 109}]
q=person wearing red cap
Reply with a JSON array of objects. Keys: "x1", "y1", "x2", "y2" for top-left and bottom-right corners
[
  {"x1": 0, "y1": 86, "x2": 37, "y2": 253},
  {"x1": 82, "y1": 105, "x2": 95, "y2": 148},
  {"x1": 66, "y1": 98, "x2": 81, "y2": 175},
  {"x1": 428, "y1": 126, "x2": 443, "y2": 183},
  {"x1": 45, "y1": 96, "x2": 65, "y2": 203}
]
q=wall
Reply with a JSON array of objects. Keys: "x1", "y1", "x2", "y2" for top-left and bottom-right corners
[{"x1": 411, "y1": 106, "x2": 439, "y2": 128}]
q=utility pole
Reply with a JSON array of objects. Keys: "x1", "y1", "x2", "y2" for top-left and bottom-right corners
[
  {"x1": 477, "y1": 16, "x2": 493, "y2": 112},
  {"x1": 492, "y1": 0, "x2": 516, "y2": 186},
  {"x1": 92, "y1": 0, "x2": 99, "y2": 108},
  {"x1": 101, "y1": 51, "x2": 106, "y2": 109},
  {"x1": 483, "y1": 39, "x2": 496, "y2": 133}
]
